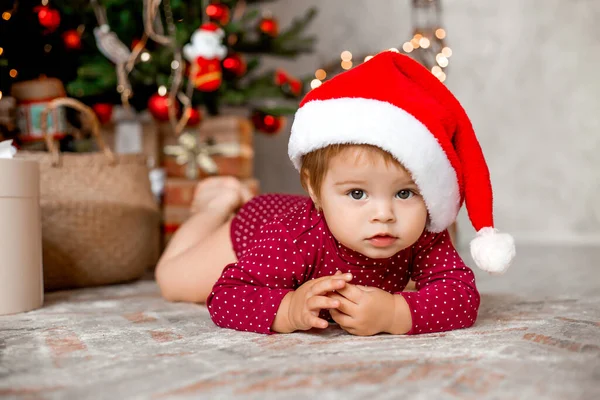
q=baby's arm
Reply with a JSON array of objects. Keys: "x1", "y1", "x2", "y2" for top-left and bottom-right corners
[
  {"x1": 396, "y1": 230, "x2": 480, "y2": 334},
  {"x1": 207, "y1": 221, "x2": 349, "y2": 334}
]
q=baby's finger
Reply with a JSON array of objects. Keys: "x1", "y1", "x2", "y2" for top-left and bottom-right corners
[
  {"x1": 306, "y1": 295, "x2": 339, "y2": 311},
  {"x1": 307, "y1": 315, "x2": 329, "y2": 329},
  {"x1": 328, "y1": 293, "x2": 356, "y2": 315},
  {"x1": 311, "y1": 276, "x2": 351, "y2": 295},
  {"x1": 330, "y1": 309, "x2": 353, "y2": 327},
  {"x1": 335, "y1": 283, "x2": 363, "y2": 304}
]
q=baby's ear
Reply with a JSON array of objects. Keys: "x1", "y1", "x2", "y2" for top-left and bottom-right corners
[{"x1": 301, "y1": 170, "x2": 320, "y2": 208}]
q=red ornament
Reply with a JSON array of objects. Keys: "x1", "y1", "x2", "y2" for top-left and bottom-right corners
[
  {"x1": 185, "y1": 107, "x2": 202, "y2": 126},
  {"x1": 274, "y1": 69, "x2": 303, "y2": 97},
  {"x1": 252, "y1": 110, "x2": 284, "y2": 135},
  {"x1": 183, "y1": 23, "x2": 227, "y2": 92},
  {"x1": 259, "y1": 16, "x2": 279, "y2": 37},
  {"x1": 35, "y1": 6, "x2": 61, "y2": 32},
  {"x1": 222, "y1": 53, "x2": 247, "y2": 78},
  {"x1": 63, "y1": 30, "x2": 82, "y2": 50},
  {"x1": 131, "y1": 38, "x2": 143, "y2": 50},
  {"x1": 206, "y1": 3, "x2": 230, "y2": 25},
  {"x1": 148, "y1": 93, "x2": 179, "y2": 121},
  {"x1": 92, "y1": 103, "x2": 113, "y2": 125}
]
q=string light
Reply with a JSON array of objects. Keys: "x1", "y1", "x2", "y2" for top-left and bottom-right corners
[
  {"x1": 171, "y1": 60, "x2": 180, "y2": 70},
  {"x1": 411, "y1": 34, "x2": 422, "y2": 49},
  {"x1": 315, "y1": 2, "x2": 451, "y2": 85},
  {"x1": 436, "y1": 54, "x2": 448, "y2": 67},
  {"x1": 315, "y1": 69, "x2": 326, "y2": 80},
  {"x1": 0, "y1": 47, "x2": 3, "y2": 56},
  {"x1": 140, "y1": 52, "x2": 151, "y2": 62},
  {"x1": 158, "y1": 85, "x2": 167, "y2": 96},
  {"x1": 310, "y1": 79, "x2": 322, "y2": 89},
  {"x1": 2, "y1": 12, "x2": 11, "y2": 21},
  {"x1": 341, "y1": 60, "x2": 352, "y2": 70},
  {"x1": 9, "y1": 69, "x2": 18, "y2": 78},
  {"x1": 42, "y1": 0, "x2": 49, "y2": 5},
  {"x1": 0, "y1": 91, "x2": 3, "y2": 100}
]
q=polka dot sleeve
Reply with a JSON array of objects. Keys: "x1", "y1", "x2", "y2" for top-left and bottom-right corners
[
  {"x1": 207, "y1": 221, "x2": 307, "y2": 334},
  {"x1": 398, "y1": 230, "x2": 480, "y2": 335}
]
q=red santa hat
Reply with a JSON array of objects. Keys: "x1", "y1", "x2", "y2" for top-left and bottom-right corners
[
  {"x1": 288, "y1": 50, "x2": 515, "y2": 274},
  {"x1": 199, "y1": 22, "x2": 224, "y2": 35}
]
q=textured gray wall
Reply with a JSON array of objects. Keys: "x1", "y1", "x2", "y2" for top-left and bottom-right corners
[{"x1": 254, "y1": 0, "x2": 600, "y2": 246}]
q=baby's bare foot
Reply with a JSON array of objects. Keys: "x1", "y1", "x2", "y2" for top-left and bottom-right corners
[{"x1": 190, "y1": 176, "x2": 249, "y2": 216}]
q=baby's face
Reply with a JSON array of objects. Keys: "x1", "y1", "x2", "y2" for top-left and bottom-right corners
[{"x1": 317, "y1": 147, "x2": 428, "y2": 259}]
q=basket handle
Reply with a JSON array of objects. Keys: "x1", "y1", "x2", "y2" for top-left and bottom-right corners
[{"x1": 40, "y1": 97, "x2": 116, "y2": 166}]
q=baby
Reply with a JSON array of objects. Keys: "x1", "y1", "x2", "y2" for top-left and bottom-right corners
[{"x1": 156, "y1": 50, "x2": 515, "y2": 336}]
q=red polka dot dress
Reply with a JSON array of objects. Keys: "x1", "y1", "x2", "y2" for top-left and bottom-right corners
[{"x1": 207, "y1": 194, "x2": 480, "y2": 335}]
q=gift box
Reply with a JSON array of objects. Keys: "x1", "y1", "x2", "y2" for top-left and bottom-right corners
[
  {"x1": 162, "y1": 177, "x2": 260, "y2": 245},
  {"x1": 100, "y1": 109, "x2": 160, "y2": 167},
  {"x1": 0, "y1": 142, "x2": 44, "y2": 315},
  {"x1": 160, "y1": 114, "x2": 254, "y2": 179}
]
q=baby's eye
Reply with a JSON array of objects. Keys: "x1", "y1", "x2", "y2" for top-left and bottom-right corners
[
  {"x1": 396, "y1": 189, "x2": 414, "y2": 200},
  {"x1": 348, "y1": 189, "x2": 366, "y2": 200}
]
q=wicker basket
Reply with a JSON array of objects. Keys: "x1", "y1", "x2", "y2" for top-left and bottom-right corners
[{"x1": 17, "y1": 98, "x2": 160, "y2": 291}]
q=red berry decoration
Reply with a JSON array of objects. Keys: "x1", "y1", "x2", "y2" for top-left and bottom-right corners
[
  {"x1": 92, "y1": 103, "x2": 113, "y2": 125},
  {"x1": 36, "y1": 6, "x2": 61, "y2": 32},
  {"x1": 148, "y1": 93, "x2": 179, "y2": 122},
  {"x1": 252, "y1": 110, "x2": 284, "y2": 135},
  {"x1": 63, "y1": 30, "x2": 82, "y2": 50},
  {"x1": 206, "y1": 3, "x2": 230, "y2": 25},
  {"x1": 259, "y1": 16, "x2": 279, "y2": 37},
  {"x1": 222, "y1": 52, "x2": 247, "y2": 78}
]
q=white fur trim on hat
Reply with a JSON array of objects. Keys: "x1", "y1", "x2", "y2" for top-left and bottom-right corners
[
  {"x1": 470, "y1": 227, "x2": 516, "y2": 274},
  {"x1": 289, "y1": 97, "x2": 460, "y2": 232}
]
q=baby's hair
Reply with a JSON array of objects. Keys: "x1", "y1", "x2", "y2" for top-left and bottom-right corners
[{"x1": 300, "y1": 143, "x2": 400, "y2": 200}]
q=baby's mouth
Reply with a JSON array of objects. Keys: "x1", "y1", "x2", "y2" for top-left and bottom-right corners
[{"x1": 367, "y1": 234, "x2": 398, "y2": 247}]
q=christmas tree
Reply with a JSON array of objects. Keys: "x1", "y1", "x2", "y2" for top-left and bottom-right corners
[{"x1": 0, "y1": 0, "x2": 317, "y2": 128}]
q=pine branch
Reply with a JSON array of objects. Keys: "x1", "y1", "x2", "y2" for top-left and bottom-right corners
[{"x1": 230, "y1": 7, "x2": 317, "y2": 57}]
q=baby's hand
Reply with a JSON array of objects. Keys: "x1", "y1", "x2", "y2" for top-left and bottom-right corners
[
  {"x1": 286, "y1": 273, "x2": 353, "y2": 332},
  {"x1": 328, "y1": 280, "x2": 396, "y2": 336}
]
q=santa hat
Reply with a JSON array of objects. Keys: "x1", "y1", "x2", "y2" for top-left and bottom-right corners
[
  {"x1": 288, "y1": 50, "x2": 515, "y2": 274},
  {"x1": 199, "y1": 22, "x2": 224, "y2": 35}
]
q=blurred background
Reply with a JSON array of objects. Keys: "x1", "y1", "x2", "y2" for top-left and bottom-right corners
[
  {"x1": 252, "y1": 0, "x2": 600, "y2": 248},
  {"x1": 1, "y1": 0, "x2": 598, "y2": 279}
]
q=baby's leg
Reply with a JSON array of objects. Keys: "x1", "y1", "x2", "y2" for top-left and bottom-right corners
[{"x1": 155, "y1": 177, "x2": 252, "y2": 303}]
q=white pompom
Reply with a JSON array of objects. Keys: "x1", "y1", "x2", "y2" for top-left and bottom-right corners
[{"x1": 470, "y1": 227, "x2": 515, "y2": 275}]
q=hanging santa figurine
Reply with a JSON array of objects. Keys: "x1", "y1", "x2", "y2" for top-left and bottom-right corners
[{"x1": 183, "y1": 23, "x2": 227, "y2": 92}]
